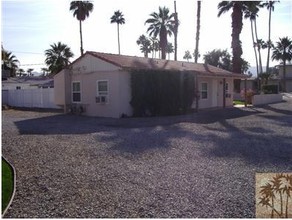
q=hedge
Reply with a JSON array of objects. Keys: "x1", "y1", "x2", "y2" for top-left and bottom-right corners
[
  {"x1": 262, "y1": 85, "x2": 278, "y2": 94},
  {"x1": 130, "y1": 69, "x2": 195, "y2": 117}
]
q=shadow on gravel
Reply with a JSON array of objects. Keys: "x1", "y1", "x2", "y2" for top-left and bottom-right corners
[
  {"x1": 204, "y1": 119, "x2": 292, "y2": 168},
  {"x1": 14, "y1": 107, "x2": 261, "y2": 135}
]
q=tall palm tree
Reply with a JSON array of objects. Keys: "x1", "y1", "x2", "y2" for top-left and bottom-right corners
[
  {"x1": 271, "y1": 174, "x2": 285, "y2": 216},
  {"x1": 272, "y1": 37, "x2": 292, "y2": 92},
  {"x1": 145, "y1": 6, "x2": 175, "y2": 60},
  {"x1": 244, "y1": 1, "x2": 261, "y2": 77},
  {"x1": 44, "y1": 42, "x2": 74, "y2": 75},
  {"x1": 70, "y1": 1, "x2": 94, "y2": 56},
  {"x1": 173, "y1": 1, "x2": 179, "y2": 61},
  {"x1": 262, "y1": 1, "x2": 278, "y2": 73},
  {"x1": 41, "y1": 67, "x2": 50, "y2": 76},
  {"x1": 218, "y1": 1, "x2": 250, "y2": 92},
  {"x1": 17, "y1": 68, "x2": 25, "y2": 77},
  {"x1": 194, "y1": 1, "x2": 201, "y2": 63},
  {"x1": 110, "y1": 10, "x2": 125, "y2": 55},
  {"x1": 136, "y1": 35, "x2": 152, "y2": 58},
  {"x1": 260, "y1": 183, "x2": 277, "y2": 218},
  {"x1": 27, "y1": 68, "x2": 34, "y2": 76}
]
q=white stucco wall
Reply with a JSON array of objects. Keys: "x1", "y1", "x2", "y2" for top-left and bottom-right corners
[{"x1": 193, "y1": 77, "x2": 234, "y2": 109}]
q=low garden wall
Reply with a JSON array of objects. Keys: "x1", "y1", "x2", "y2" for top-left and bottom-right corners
[{"x1": 252, "y1": 94, "x2": 282, "y2": 106}]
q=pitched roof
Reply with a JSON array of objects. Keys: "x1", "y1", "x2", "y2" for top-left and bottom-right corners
[{"x1": 85, "y1": 51, "x2": 248, "y2": 79}]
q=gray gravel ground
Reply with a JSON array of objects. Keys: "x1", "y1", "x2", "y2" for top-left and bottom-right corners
[{"x1": 2, "y1": 99, "x2": 292, "y2": 218}]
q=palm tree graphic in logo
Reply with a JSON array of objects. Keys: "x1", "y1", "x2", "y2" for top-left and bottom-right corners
[{"x1": 257, "y1": 173, "x2": 292, "y2": 218}]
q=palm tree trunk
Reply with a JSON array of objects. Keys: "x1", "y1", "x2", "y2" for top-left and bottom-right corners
[
  {"x1": 254, "y1": 19, "x2": 263, "y2": 74},
  {"x1": 251, "y1": 20, "x2": 260, "y2": 91},
  {"x1": 174, "y1": 1, "x2": 178, "y2": 61},
  {"x1": 285, "y1": 193, "x2": 289, "y2": 218},
  {"x1": 117, "y1": 24, "x2": 120, "y2": 54},
  {"x1": 266, "y1": 6, "x2": 272, "y2": 73},
  {"x1": 280, "y1": 191, "x2": 283, "y2": 216},
  {"x1": 251, "y1": 20, "x2": 258, "y2": 76},
  {"x1": 231, "y1": 2, "x2": 243, "y2": 93},
  {"x1": 79, "y1": 20, "x2": 84, "y2": 56},
  {"x1": 194, "y1": 1, "x2": 201, "y2": 63},
  {"x1": 271, "y1": 196, "x2": 274, "y2": 218},
  {"x1": 283, "y1": 60, "x2": 286, "y2": 92},
  {"x1": 160, "y1": 28, "x2": 167, "y2": 60}
]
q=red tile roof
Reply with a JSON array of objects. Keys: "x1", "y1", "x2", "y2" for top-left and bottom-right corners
[{"x1": 86, "y1": 51, "x2": 248, "y2": 79}]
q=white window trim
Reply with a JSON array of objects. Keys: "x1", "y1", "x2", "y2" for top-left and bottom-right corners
[
  {"x1": 96, "y1": 80, "x2": 109, "y2": 104},
  {"x1": 225, "y1": 82, "x2": 231, "y2": 98},
  {"x1": 201, "y1": 82, "x2": 208, "y2": 100},
  {"x1": 72, "y1": 81, "x2": 81, "y2": 103}
]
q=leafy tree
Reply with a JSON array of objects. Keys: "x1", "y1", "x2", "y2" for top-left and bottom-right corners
[
  {"x1": 272, "y1": 37, "x2": 292, "y2": 92},
  {"x1": 1, "y1": 49, "x2": 19, "y2": 77},
  {"x1": 70, "y1": 1, "x2": 94, "y2": 56},
  {"x1": 150, "y1": 37, "x2": 160, "y2": 58},
  {"x1": 44, "y1": 42, "x2": 74, "y2": 75},
  {"x1": 203, "y1": 49, "x2": 232, "y2": 71},
  {"x1": 183, "y1": 50, "x2": 192, "y2": 62},
  {"x1": 136, "y1": 35, "x2": 152, "y2": 58},
  {"x1": 166, "y1": 42, "x2": 174, "y2": 60},
  {"x1": 110, "y1": 10, "x2": 125, "y2": 55},
  {"x1": 194, "y1": 1, "x2": 201, "y2": 63},
  {"x1": 145, "y1": 6, "x2": 175, "y2": 60},
  {"x1": 203, "y1": 49, "x2": 249, "y2": 74}
]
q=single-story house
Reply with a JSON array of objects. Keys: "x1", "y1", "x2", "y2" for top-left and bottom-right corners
[
  {"x1": 2, "y1": 76, "x2": 54, "y2": 90},
  {"x1": 54, "y1": 51, "x2": 248, "y2": 118},
  {"x1": 278, "y1": 64, "x2": 292, "y2": 92}
]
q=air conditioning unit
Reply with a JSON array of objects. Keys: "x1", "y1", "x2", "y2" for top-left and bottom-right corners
[{"x1": 96, "y1": 96, "x2": 107, "y2": 103}]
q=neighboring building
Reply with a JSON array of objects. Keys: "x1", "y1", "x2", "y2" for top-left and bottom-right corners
[
  {"x1": 278, "y1": 64, "x2": 292, "y2": 92},
  {"x1": 54, "y1": 51, "x2": 248, "y2": 118},
  {"x1": 2, "y1": 76, "x2": 54, "y2": 90}
]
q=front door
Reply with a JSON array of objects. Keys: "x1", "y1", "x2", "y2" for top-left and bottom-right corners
[{"x1": 217, "y1": 80, "x2": 224, "y2": 107}]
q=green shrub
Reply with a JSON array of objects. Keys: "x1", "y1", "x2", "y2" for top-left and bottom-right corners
[
  {"x1": 130, "y1": 69, "x2": 195, "y2": 117},
  {"x1": 262, "y1": 85, "x2": 278, "y2": 94}
]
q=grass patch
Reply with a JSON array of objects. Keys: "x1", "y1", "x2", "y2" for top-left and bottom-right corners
[
  {"x1": 2, "y1": 158, "x2": 14, "y2": 213},
  {"x1": 233, "y1": 100, "x2": 245, "y2": 105}
]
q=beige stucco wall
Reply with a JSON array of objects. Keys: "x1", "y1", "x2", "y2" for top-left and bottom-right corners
[
  {"x1": 70, "y1": 70, "x2": 132, "y2": 118},
  {"x1": 55, "y1": 54, "x2": 132, "y2": 118},
  {"x1": 54, "y1": 69, "x2": 71, "y2": 106}
]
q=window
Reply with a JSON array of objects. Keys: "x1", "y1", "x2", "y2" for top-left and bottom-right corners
[
  {"x1": 96, "y1": 80, "x2": 109, "y2": 103},
  {"x1": 201, "y1": 82, "x2": 208, "y2": 99},
  {"x1": 16, "y1": 86, "x2": 21, "y2": 90},
  {"x1": 72, "y1": 82, "x2": 81, "y2": 102}
]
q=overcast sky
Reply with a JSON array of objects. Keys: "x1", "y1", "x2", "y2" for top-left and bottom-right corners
[{"x1": 2, "y1": 0, "x2": 292, "y2": 74}]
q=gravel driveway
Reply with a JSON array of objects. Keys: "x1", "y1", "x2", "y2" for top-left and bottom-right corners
[{"x1": 2, "y1": 99, "x2": 292, "y2": 218}]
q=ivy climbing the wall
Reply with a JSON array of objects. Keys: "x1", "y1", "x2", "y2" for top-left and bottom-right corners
[{"x1": 130, "y1": 69, "x2": 195, "y2": 117}]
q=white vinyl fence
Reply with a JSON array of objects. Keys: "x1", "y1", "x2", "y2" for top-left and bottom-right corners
[{"x1": 2, "y1": 88, "x2": 61, "y2": 109}]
